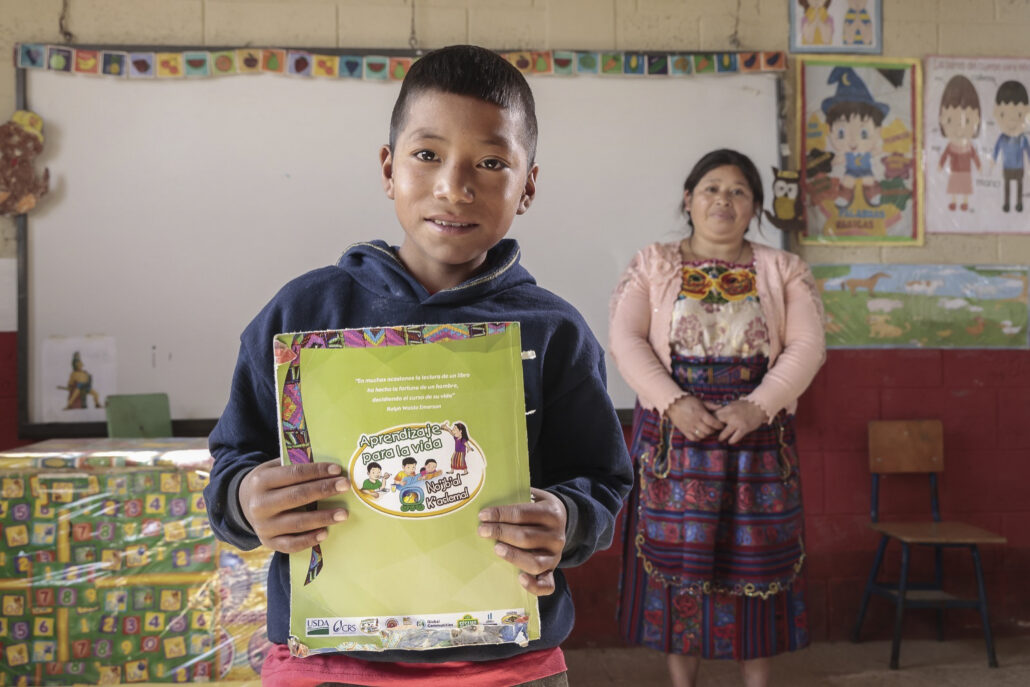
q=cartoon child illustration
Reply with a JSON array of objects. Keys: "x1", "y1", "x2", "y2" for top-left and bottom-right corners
[
  {"x1": 393, "y1": 457, "x2": 419, "y2": 486},
  {"x1": 421, "y1": 458, "x2": 442, "y2": 480},
  {"x1": 991, "y1": 80, "x2": 1030, "y2": 213},
  {"x1": 441, "y1": 421, "x2": 473, "y2": 476},
  {"x1": 360, "y1": 462, "x2": 390, "y2": 498},
  {"x1": 822, "y1": 67, "x2": 889, "y2": 207},
  {"x1": 842, "y1": 0, "x2": 873, "y2": 46},
  {"x1": 799, "y1": 0, "x2": 834, "y2": 46},
  {"x1": 938, "y1": 75, "x2": 982, "y2": 212},
  {"x1": 59, "y1": 351, "x2": 103, "y2": 409}
]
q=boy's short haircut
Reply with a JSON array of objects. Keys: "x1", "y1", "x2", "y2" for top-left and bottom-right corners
[
  {"x1": 825, "y1": 101, "x2": 886, "y2": 128},
  {"x1": 996, "y1": 80, "x2": 1029, "y2": 106},
  {"x1": 388, "y1": 44, "x2": 538, "y2": 165},
  {"x1": 425, "y1": 459, "x2": 437, "y2": 466},
  {"x1": 367, "y1": 462, "x2": 381, "y2": 471},
  {"x1": 402, "y1": 457, "x2": 417, "y2": 467}
]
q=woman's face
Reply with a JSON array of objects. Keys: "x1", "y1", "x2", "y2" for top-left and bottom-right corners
[{"x1": 684, "y1": 165, "x2": 756, "y2": 244}]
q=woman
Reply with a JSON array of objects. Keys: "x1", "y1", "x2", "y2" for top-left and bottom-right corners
[{"x1": 610, "y1": 149, "x2": 825, "y2": 687}]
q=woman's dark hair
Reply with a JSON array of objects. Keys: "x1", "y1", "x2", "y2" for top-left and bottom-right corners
[
  {"x1": 389, "y1": 45, "x2": 538, "y2": 165},
  {"x1": 454, "y1": 422, "x2": 469, "y2": 441},
  {"x1": 681, "y1": 148, "x2": 764, "y2": 229}
]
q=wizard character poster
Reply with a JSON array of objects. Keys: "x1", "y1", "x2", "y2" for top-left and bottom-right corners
[
  {"x1": 798, "y1": 57, "x2": 923, "y2": 245},
  {"x1": 925, "y1": 56, "x2": 1030, "y2": 234}
]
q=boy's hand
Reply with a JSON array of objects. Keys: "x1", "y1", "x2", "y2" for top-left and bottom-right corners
[
  {"x1": 238, "y1": 459, "x2": 350, "y2": 554},
  {"x1": 478, "y1": 488, "x2": 566, "y2": 596}
]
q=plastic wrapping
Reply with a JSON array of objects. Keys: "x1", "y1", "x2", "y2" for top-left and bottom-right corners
[{"x1": 0, "y1": 438, "x2": 270, "y2": 685}]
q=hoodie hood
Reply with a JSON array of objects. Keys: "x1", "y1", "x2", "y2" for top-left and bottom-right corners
[{"x1": 335, "y1": 238, "x2": 536, "y2": 307}]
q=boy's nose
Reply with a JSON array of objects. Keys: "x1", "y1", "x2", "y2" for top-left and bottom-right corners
[{"x1": 434, "y1": 164, "x2": 474, "y2": 203}]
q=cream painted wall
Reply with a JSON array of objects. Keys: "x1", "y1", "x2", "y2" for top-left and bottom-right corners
[{"x1": 1, "y1": 0, "x2": 1028, "y2": 289}]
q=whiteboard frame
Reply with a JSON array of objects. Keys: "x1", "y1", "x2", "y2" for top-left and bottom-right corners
[{"x1": 16, "y1": 46, "x2": 787, "y2": 438}]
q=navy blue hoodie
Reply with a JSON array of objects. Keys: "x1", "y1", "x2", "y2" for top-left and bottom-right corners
[{"x1": 205, "y1": 238, "x2": 633, "y2": 662}]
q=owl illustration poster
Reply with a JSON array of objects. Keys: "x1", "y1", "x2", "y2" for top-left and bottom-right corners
[
  {"x1": 925, "y1": 56, "x2": 1030, "y2": 234},
  {"x1": 798, "y1": 56, "x2": 923, "y2": 245}
]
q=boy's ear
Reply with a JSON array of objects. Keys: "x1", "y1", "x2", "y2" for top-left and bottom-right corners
[
  {"x1": 516, "y1": 164, "x2": 539, "y2": 215},
  {"x1": 379, "y1": 145, "x2": 395, "y2": 199}
]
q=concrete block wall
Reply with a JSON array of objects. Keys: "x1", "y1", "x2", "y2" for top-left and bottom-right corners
[{"x1": 2, "y1": 0, "x2": 1030, "y2": 646}]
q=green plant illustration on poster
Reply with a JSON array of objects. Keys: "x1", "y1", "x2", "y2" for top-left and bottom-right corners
[
  {"x1": 813, "y1": 264, "x2": 1028, "y2": 348},
  {"x1": 274, "y1": 323, "x2": 538, "y2": 655}
]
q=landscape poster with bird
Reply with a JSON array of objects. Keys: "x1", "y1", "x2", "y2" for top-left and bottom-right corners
[
  {"x1": 812, "y1": 264, "x2": 1028, "y2": 348},
  {"x1": 797, "y1": 56, "x2": 923, "y2": 245}
]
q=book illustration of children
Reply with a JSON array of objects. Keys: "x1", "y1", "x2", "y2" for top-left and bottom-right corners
[
  {"x1": 822, "y1": 67, "x2": 888, "y2": 208},
  {"x1": 421, "y1": 458, "x2": 442, "y2": 480},
  {"x1": 990, "y1": 80, "x2": 1030, "y2": 213},
  {"x1": 800, "y1": 0, "x2": 834, "y2": 46},
  {"x1": 359, "y1": 462, "x2": 390, "y2": 499},
  {"x1": 938, "y1": 75, "x2": 982, "y2": 212},
  {"x1": 59, "y1": 351, "x2": 103, "y2": 409},
  {"x1": 441, "y1": 421, "x2": 473, "y2": 476},
  {"x1": 392, "y1": 457, "x2": 419, "y2": 487},
  {"x1": 842, "y1": 0, "x2": 872, "y2": 46}
]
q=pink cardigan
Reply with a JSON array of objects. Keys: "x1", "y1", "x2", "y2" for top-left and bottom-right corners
[{"x1": 609, "y1": 240, "x2": 826, "y2": 421}]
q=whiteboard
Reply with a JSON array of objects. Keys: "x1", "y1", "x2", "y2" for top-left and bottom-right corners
[{"x1": 23, "y1": 65, "x2": 782, "y2": 429}]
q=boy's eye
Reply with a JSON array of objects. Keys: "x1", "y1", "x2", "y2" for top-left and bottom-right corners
[
  {"x1": 414, "y1": 150, "x2": 437, "y2": 161},
  {"x1": 836, "y1": 129, "x2": 845, "y2": 139},
  {"x1": 480, "y1": 158, "x2": 507, "y2": 170},
  {"x1": 861, "y1": 130, "x2": 869, "y2": 140}
]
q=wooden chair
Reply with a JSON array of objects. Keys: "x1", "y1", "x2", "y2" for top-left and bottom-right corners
[
  {"x1": 851, "y1": 419, "x2": 1006, "y2": 669},
  {"x1": 105, "y1": 393, "x2": 173, "y2": 438}
]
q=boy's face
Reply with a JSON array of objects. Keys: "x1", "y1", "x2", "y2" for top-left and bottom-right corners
[
  {"x1": 403, "y1": 462, "x2": 416, "y2": 476},
  {"x1": 995, "y1": 101, "x2": 1030, "y2": 137},
  {"x1": 426, "y1": 461, "x2": 437, "y2": 472},
  {"x1": 380, "y1": 90, "x2": 538, "y2": 291},
  {"x1": 368, "y1": 467, "x2": 381, "y2": 480},
  {"x1": 941, "y1": 106, "x2": 979, "y2": 142},
  {"x1": 829, "y1": 113, "x2": 880, "y2": 154}
]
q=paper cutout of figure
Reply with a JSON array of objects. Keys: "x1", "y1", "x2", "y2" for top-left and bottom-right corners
[
  {"x1": 800, "y1": 0, "x2": 834, "y2": 46},
  {"x1": 938, "y1": 75, "x2": 982, "y2": 212},
  {"x1": 60, "y1": 351, "x2": 104, "y2": 409},
  {"x1": 842, "y1": 0, "x2": 873, "y2": 46},
  {"x1": 991, "y1": 80, "x2": 1030, "y2": 213},
  {"x1": 0, "y1": 110, "x2": 50, "y2": 216},
  {"x1": 763, "y1": 167, "x2": 806, "y2": 232}
]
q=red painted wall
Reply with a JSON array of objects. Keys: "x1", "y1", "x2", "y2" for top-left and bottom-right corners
[
  {"x1": 2, "y1": 334, "x2": 1025, "y2": 646},
  {"x1": 563, "y1": 349, "x2": 1030, "y2": 648}
]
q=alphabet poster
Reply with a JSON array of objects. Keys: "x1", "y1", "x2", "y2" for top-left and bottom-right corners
[
  {"x1": 813, "y1": 264, "x2": 1028, "y2": 348},
  {"x1": 925, "y1": 56, "x2": 1030, "y2": 234},
  {"x1": 274, "y1": 323, "x2": 538, "y2": 654},
  {"x1": 798, "y1": 56, "x2": 923, "y2": 245}
]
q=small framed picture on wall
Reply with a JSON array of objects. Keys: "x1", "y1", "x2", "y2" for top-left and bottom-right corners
[
  {"x1": 797, "y1": 56, "x2": 923, "y2": 246},
  {"x1": 789, "y1": 0, "x2": 883, "y2": 55}
]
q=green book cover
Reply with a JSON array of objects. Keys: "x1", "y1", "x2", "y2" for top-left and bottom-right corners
[{"x1": 274, "y1": 322, "x2": 539, "y2": 654}]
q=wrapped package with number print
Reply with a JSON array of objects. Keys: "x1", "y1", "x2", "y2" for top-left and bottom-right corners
[{"x1": 0, "y1": 438, "x2": 271, "y2": 685}]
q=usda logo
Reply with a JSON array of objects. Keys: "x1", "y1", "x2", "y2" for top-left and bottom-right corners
[{"x1": 306, "y1": 618, "x2": 330, "y2": 636}]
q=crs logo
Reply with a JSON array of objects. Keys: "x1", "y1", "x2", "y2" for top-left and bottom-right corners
[{"x1": 332, "y1": 620, "x2": 358, "y2": 634}]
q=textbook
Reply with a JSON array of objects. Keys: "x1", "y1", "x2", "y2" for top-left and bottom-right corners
[{"x1": 274, "y1": 322, "x2": 539, "y2": 655}]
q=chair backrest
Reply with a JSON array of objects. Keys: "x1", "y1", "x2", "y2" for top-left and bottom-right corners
[
  {"x1": 105, "y1": 393, "x2": 173, "y2": 438},
  {"x1": 868, "y1": 419, "x2": 943, "y2": 474}
]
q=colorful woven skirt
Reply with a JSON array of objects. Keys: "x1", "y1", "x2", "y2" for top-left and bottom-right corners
[{"x1": 617, "y1": 356, "x2": 809, "y2": 659}]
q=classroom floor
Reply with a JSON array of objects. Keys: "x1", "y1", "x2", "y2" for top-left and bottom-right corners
[{"x1": 563, "y1": 636, "x2": 1030, "y2": 686}]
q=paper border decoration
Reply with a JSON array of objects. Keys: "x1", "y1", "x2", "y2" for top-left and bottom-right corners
[
  {"x1": 797, "y1": 55, "x2": 924, "y2": 246},
  {"x1": 16, "y1": 44, "x2": 787, "y2": 83},
  {"x1": 789, "y1": 0, "x2": 883, "y2": 55}
]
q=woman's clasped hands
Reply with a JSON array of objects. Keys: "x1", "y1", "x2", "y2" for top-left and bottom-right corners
[{"x1": 666, "y1": 395, "x2": 769, "y2": 445}]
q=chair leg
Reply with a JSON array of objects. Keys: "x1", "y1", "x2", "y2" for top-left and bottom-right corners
[
  {"x1": 934, "y1": 546, "x2": 944, "y2": 642},
  {"x1": 852, "y1": 535, "x2": 889, "y2": 643},
  {"x1": 890, "y1": 543, "x2": 911, "y2": 670},
  {"x1": 970, "y1": 545, "x2": 999, "y2": 668}
]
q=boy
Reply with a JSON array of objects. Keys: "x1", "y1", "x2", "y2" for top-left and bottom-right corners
[
  {"x1": 205, "y1": 45, "x2": 632, "y2": 687},
  {"x1": 822, "y1": 66, "x2": 889, "y2": 207},
  {"x1": 991, "y1": 80, "x2": 1030, "y2": 212}
]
